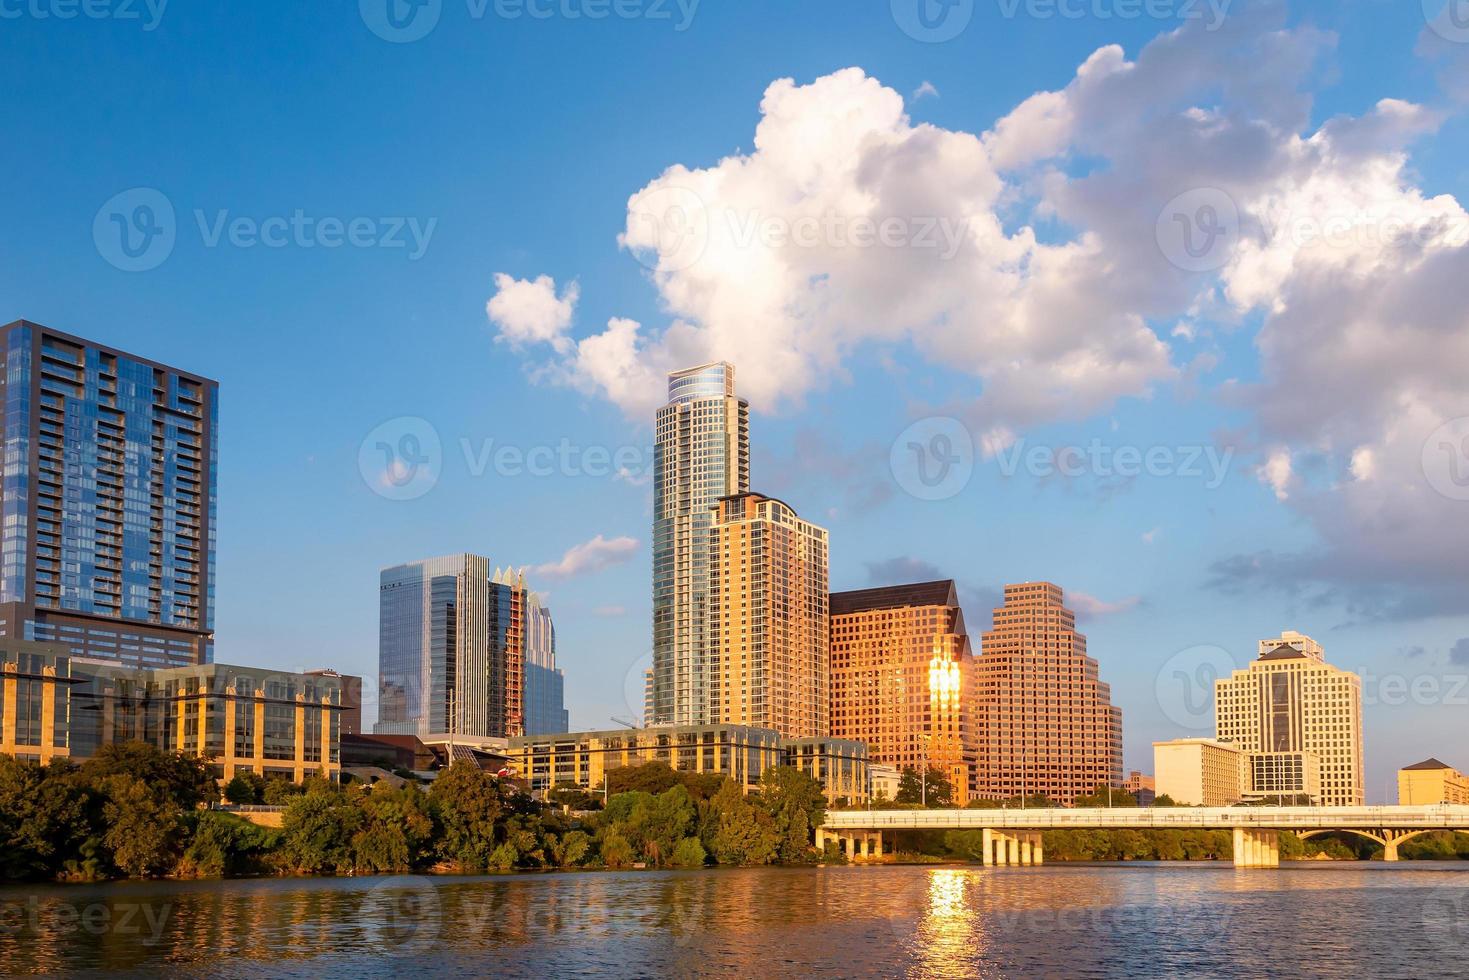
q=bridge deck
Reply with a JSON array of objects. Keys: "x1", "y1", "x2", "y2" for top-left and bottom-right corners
[{"x1": 824, "y1": 805, "x2": 1469, "y2": 832}]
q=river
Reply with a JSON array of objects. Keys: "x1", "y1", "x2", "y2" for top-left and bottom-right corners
[{"x1": 1, "y1": 863, "x2": 1465, "y2": 977}]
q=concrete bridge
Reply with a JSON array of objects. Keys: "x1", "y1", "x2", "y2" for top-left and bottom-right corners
[{"x1": 819, "y1": 805, "x2": 1469, "y2": 868}]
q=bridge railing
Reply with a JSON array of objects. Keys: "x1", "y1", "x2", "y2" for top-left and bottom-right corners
[{"x1": 823, "y1": 804, "x2": 1469, "y2": 832}]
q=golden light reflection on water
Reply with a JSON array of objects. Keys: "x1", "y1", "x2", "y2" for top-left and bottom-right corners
[{"x1": 904, "y1": 869, "x2": 998, "y2": 980}]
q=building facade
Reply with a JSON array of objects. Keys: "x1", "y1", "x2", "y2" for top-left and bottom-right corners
[
  {"x1": 1398, "y1": 758, "x2": 1469, "y2": 805},
  {"x1": 710, "y1": 492, "x2": 829, "y2": 739},
  {"x1": 508, "y1": 724, "x2": 868, "y2": 804},
  {"x1": 306, "y1": 669, "x2": 362, "y2": 735},
  {"x1": 0, "y1": 640, "x2": 342, "y2": 782},
  {"x1": 523, "y1": 592, "x2": 569, "y2": 736},
  {"x1": 1122, "y1": 770, "x2": 1156, "y2": 806},
  {"x1": 0, "y1": 321, "x2": 217, "y2": 668},
  {"x1": 650, "y1": 363, "x2": 750, "y2": 728},
  {"x1": 829, "y1": 580, "x2": 977, "y2": 805},
  {"x1": 973, "y1": 583, "x2": 1123, "y2": 805},
  {"x1": 377, "y1": 556, "x2": 540, "y2": 740},
  {"x1": 1215, "y1": 630, "x2": 1364, "y2": 806},
  {"x1": 1153, "y1": 737, "x2": 1245, "y2": 806}
]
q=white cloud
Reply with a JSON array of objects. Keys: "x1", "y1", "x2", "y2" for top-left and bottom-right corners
[
  {"x1": 1069, "y1": 591, "x2": 1141, "y2": 618},
  {"x1": 532, "y1": 534, "x2": 639, "y2": 580},
  {"x1": 912, "y1": 80, "x2": 939, "y2": 101},
  {"x1": 1259, "y1": 450, "x2": 1293, "y2": 501},
  {"x1": 486, "y1": 273, "x2": 579, "y2": 353},
  {"x1": 1142, "y1": 526, "x2": 1160, "y2": 545}
]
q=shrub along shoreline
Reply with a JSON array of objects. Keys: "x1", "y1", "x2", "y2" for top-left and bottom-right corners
[{"x1": 3, "y1": 746, "x2": 1463, "y2": 883}]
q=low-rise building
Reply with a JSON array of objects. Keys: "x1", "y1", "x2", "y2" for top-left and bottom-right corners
[
  {"x1": 1123, "y1": 770, "x2": 1156, "y2": 806},
  {"x1": 509, "y1": 724, "x2": 868, "y2": 803},
  {"x1": 1398, "y1": 758, "x2": 1469, "y2": 805},
  {"x1": 1154, "y1": 738, "x2": 1245, "y2": 806},
  {"x1": 1245, "y1": 750, "x2": 1322, "y2": 804},
  {"x1": 0, "y1": 641, "x2": 343, "y2": 783},
  {"x1": 869, "y1": 763, "x2": 902, "y2": 803}
]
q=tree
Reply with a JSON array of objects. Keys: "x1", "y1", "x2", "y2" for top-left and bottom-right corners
[
  {"x1": 80, "y1": 741, "x2": 216, "y2": 810},
  {"x1": 548, "y1": 781, "x2": 598, "y2": 811},
  {"x1": 756, "y1": 767, "x2": 826, "y2": 864},
  {"x1": 1072, "y1": 785, "x2": 1138, "y2": 808},
  {"x1": 0, "y1": 758, "x2": 94, "y2": 881},
  {"x1": 281, "y1": 785, "x2": 362, "y2": 874},
  {"x1": 895, "y1": 766, "x2": 954, "y2": 808},
  {"x1": 430, "y1": 762, "x2": 505, "y2": 872},
  {"x1": 671, "y1": 836, "x2": 707, "y2": 868},
  {"x1": 182, "y1": 811, "x2": 281, "y2": 878},
  {"x1": 353, "y1": 783, "x2": 434, "y2": 873},
  {"x1": 606, "y1": 762, "x2": 684, "y2": 796},
  {"x1": 599, "y1": 830, "x2": 635, "y2": 869},
  {"x1": 1153, "y1": 794, "x2": 1179, "y2": 808},
  {"x1": 224, "y1": 772, "x2": 266, "y2": 805},
  {"x1": 100, "y1": 774, "x2": 182, "y2": 877},
  {"x1": 706, "y1": 779, "x2": 779, "y2": 866},
  {"x1": 263, "y1": 778, "x2": 305, "y2": 806}
]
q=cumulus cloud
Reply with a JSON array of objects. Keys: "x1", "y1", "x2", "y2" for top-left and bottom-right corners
[
  {"x1": 486, "y1": 273, "x2": 579, "y2": 353},
  {"x1": 532, "y1": 534, "x2": 639, "y2": 580},
  {"x1": 912, "y1": 80, "x2": 939, "y2": 101}
]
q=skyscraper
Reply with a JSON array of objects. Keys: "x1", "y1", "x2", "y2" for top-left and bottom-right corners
[
  {"x1": 829, "y1": 580, "x2": 976, "y2": 804},
  {"x1": 709, "y1": 492, "x2": 829, "y2": 738},
  {"x1": 1215, "y1": 629, "x2": 1364, "y2": 806},
  {"x1": 376, "y1": 555, "x2": 539, "y2": 739},
  {"x1": 973, "y1": 582, "x2": 1123, "y2": 805},
  {"x1": 523, "y1": 591, "x2": 569, "y2": 736},
  {"x1": 650, "y1": 362, "x2": 749, "y2": 727},
  {"x1": 0, "y1": 320, "x2": 217, "y2": 667}
]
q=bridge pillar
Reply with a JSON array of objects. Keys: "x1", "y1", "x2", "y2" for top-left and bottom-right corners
[
  {"x1": 1006, "y1": 835, "x2": 1019, "y2": 866},
  {"x1": 981, "y1": 828, "x2": 994, "y2": 867},
  {"x1": 1020, "y1": 837, "x2": 1033, "y2": 866},
  {"x1": 872, "y1": 831, "x2": 884, "y2": 859},
  {"x1": 1032, "y1": 832, "x2": 1044, "y2": 866},
  {"x1": 1233, "y1": 828, "x2": 1280, "y2": 868}
]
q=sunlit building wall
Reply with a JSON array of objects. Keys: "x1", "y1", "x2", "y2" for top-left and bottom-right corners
[
  {"x1": 1397, "y1": 758, "x2": 1469, "y2": 805},
  {"x1": 973, "y1": 582, "x2": 1123, "y2": 805},
  {"x1": 829, "y1": 580, "x2": 977, "y2": 805},
  {"x1": 709, "y1": 492, "x2": 829, "y2": 738}
]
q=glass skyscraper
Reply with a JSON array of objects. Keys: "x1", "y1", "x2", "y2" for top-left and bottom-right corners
[
  {"x1": 377, "y1": 555, "x2": 564, "y2": 739},
  {"x1": 650, "y1": 362, "x2": 749, "y2": 727},
  {"x1": 0, "y1": 320, "x2": 217, "y2": 667}
]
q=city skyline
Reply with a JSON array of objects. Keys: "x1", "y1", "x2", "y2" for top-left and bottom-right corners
[{"x1": 4, "y1": 2, "x2": 1467, "y2": 803}]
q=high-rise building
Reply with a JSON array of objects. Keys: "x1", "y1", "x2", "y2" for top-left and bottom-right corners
[
  {"x1": 650, "y1": 362, "x2": 749, "y2": 727},
  {"x1": 829, "y1": 580, "x2": 977, "y2": 804},
  {"x1": 709, "y1": 492, "x2": 829, "y2": 738},
  {"x1": 1215, "y1": 630, "x2": 1364, "y2": 806},
  {"x1": 973, "y1": 582, "x2": 1123, "y2": 805},
  {"x1": 376, "y1": 555, "x2": 537, "y2": 739},
  {"x1": 523, "y1": 591, "x2": 569, "y2": 736},
  {"x1": 0, "y1": 320, "x2": 217, "y2": 668}
]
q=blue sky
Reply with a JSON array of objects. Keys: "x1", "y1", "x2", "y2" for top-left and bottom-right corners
[{"x1": 3, "y1": 0, "x2": 1467, "y2": 801}]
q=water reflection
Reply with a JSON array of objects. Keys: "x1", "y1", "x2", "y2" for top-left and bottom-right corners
[{"x1": 0, "y1": 864, "x2": 1463, "y2": 978}]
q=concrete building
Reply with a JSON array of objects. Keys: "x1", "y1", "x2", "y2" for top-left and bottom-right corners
[
  {"x1": 1154, "y1": 738, "x2": 1246, "y2": 806},
  {"x1": 868, "y1": 763, "x2": 902, "y2": 803},
  {"x1": 973, "y1": 583, "x2": 1123, "y2": 805},
  {"x1": 1123, "y1": 770, "x2": 1156, "y2": 806},
  {"x1": 306, "y1": 669, "x2": 362, "y2": 735},
  {"x1": 829, "y1": 580, "x2": 977, "y2": 805},
  {"x1": 1216, "y1": 630, "x2": 1364, "y2": 806},
  {"x1": 0, "y1": 640, "x2": 342, "y2": 782},
  {"x1": 1399, "y1": 758, "x2": 1469, "y2": 805},
  {"x1": 377, "y1": 556, "x2": 553, "y2": 740},
  {"x1": 709, "y1": 492, "x2": 829, "y2": 739},
  {"x1": 509, "y1": 724, "x2": 868, "y2": 804},
  {"x1": 0, "y1": 321, "x2": 217, "y2": 668},
  {"x1": 650, "y1": 362, "x2": 750, "y2": 728},
  {"x1": 523, "y1": 592, "x2": 569, "y2": 736},
  {"x1": 1246, "y1": 750, "x2": 1322, "y2": 804}
]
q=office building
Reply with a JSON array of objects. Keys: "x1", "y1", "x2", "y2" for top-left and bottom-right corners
[
  {"x1": 508, "y1": 723, "x2": 868, "y2": 803},
  {"x1": 1215, "y1": 630, "x2": 1364, "y2": 806},
  {"x1": 1153, "y1": 738, "x2": 1246, "y2": 806},
  {"x1": 709, "y1": 492, "x2": 829, "y2": 738},
  {"x1": 829, "y1": 580, "x2": 977, "y2": 805},
  {"x1": 0, "y1": 320, "x2": 217, "y2": 668},
  {"x1": 972, "y1": 583, "x2": 1123, "y2": 805},
  {"x1": 1398, "y1": 758, "x2": 1469, "y2": 805},
  {"x1": 306, "y1": 669, "x2": 363, "y2": 735},
  {"x1": 523, "y1": 591, "x2": 569, "y2": 736},
  {"x1": 1122, "y1": 770, "x2": 1156, "y2": 806},
  {"x1": 0, "y1": 640, "x2": 342, "y2": 782},
  {"x1": 650, "y1": 362, "x2": 750, "y2": 728},
  {"x1": 376, "y1": 556, "x2": 543, "y2": 740}
]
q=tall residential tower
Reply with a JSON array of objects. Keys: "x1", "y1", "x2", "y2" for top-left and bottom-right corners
[
  {"x1": 0, "y1": 321, "x2": 217, "y2": 667},
  {"x1": 973, "y1": 582, "x2": 1123, "y2": 805},
  {"x1": 650, "y1": 363, "x2": 749, "y2": 727}
]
